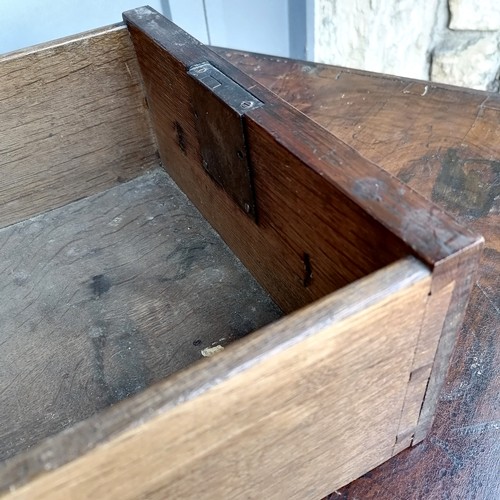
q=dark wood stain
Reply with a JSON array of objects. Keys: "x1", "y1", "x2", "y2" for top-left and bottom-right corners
[
  {"x1": 91, "y1": 274, "x2": 112, "y2": 298},
  {"x1": 431, "y1": 148, "x2": 500, "y2": 219},
  {"x1": 173, "y1": 120, "x2": 187, "y2": 154},
  {"x1": 218, "y1": 47, "x2": 499, "y2": 500}
]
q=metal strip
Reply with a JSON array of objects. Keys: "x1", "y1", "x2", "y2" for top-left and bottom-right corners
[{"x1": 188, "y1": 62, "x2": 263, "y2": 219}]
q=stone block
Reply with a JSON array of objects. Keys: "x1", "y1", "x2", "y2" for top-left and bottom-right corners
[
  {"x1": 431, "y1": 34, "x2": 500, "y2": 91},
  {"x1": 449, "y1": 0, "x2": 500, "y2": 31},
  {"x1": 313, "y1": 0, "x2": 439, "y2": 80}
]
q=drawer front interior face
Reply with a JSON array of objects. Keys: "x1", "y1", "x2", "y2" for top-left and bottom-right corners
[{"x1": 2, "y1": 257, "x2": 432, "y2": 499}]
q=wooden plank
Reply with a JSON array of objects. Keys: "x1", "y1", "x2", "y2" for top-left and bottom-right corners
[
  {"x1": 0, "y1": 257, "x2": 431, "y2": 499},
  {"x1": 0, "y1": 24, "x2": 157, "y2": 228},
  {"x1": 124, "y1": 7, "x2": 483, "y2": 445},
  {"x1": 122, "y1": 8, "x2": 481, "y2": 311},
  {"x1": 215, "y1": 50, "x2": 499, "y2": 499},
  {"x1": 123, "y1": 10, "x2": 413, "y2": 315},
  {"x1": 0, "y1": 12, "x2": 486, "y2": 500},
  {"x1": 0, "y1": 168, "x2": 281, "y2": 462}
]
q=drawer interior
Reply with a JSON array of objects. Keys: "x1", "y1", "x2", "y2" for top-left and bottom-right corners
[
  {"x1": 0, "y1": 18, "x2": 418, "y2": 468},
  {"x1": 0, "y1": 7, "x2": 481, "y2": 498},
  {"x1": 0, "y1": 22, "x2": 421, "y2": 465},
  {"x1": 0, "y1": 167, "x2": 281, "y2": 461},
  {"x1": 0, "y1": 10, "x2": 483, "y2": 498}
]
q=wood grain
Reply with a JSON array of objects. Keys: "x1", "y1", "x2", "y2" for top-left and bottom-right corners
[
  {"x1": 123, "y1": 7, "x2": 481, "y2": 303},
  {"x1": 0, "y1": 24, "x2": 157, "y2": 228},
  {"x1": 123, "y1": 9, "x2": 411, "y2": 315},
  {"x1": 0, "y1": 14, "x2": 489, "y2": 498},
  {"x1": 215, "y1": 49, "x2": 499, "y2": 499},
  {"x1": 1, "y1": 257, "x2": 431, "y2": 499},
  {"x1": 0, "y1": 168, "x2": 281, "y2": 461},
  {"x1": 0, "y1": 22, "x2": 433, "y2": 498},
  {"x1": 125, "y1": 7, "x2": 482, "y2": 448}
]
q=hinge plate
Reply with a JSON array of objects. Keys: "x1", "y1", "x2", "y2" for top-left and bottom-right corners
[{"x1": 188, "y1": 62, "x2": 263, "y2": 220}]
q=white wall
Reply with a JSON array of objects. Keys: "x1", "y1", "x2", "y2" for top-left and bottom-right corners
[
  {"x1": 313, "y1": 0, "x2": 500, "y2": 91},
  {"x1": 1, "y1": 0, "x2": 311, "y2": 60},
  {"x1": 158, "y1": 0, "x2": 297, "y2": 57},
  {"x1": 313, "y1": 0, "x2": 438, "y2": 80}
]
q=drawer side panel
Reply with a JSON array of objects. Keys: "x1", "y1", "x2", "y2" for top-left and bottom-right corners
[{"x1": 0, "y1": 25, "x2": 157, "y2": 228}]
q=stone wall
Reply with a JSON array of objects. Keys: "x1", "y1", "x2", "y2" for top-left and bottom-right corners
[{"x1": 314, "y1": 0, "x2": 500, "y2": 92}]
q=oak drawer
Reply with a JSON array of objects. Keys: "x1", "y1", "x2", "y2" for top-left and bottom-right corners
[{"x1": 0, "y1": 7, "x2": 482, "y2": 499}]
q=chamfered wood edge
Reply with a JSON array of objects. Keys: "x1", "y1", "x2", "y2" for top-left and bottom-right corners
[
  {"x1": 122, "y1": 6, "x2": 482, "y2": 268},
  {"x1": 0, "y1": 256, "x2": 430, "y2": 495},
  {"x1": 413, "y1": 241, "x2": 484, "y2": 443}
]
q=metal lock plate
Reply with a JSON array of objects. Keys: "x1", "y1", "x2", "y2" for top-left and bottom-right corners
[{"x1": 188, "y1": 62, "x2": 263, "y2": 220}]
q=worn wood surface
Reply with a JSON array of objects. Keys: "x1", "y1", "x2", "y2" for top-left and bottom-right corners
[
  {"x1": 0, "y1": 24, "x2": 157, "y2": 229},
  {"x1": 124, "y1": 5, "x2": 481, "y2": 287},
  {"x1": 125, "y1": 6, "x2": 481, "y2": 457},
  {"x1": 216, "y1": 49, "x2": 499, "y2": 499},
  {"x1": 0, "y1": 15, "x2": 490, "y2": 498},
  {"x1": 124, "y1": 8, "x2": 412, "y2": 315},
  {"x1": 0, "y1": 168, "x2": 281, "y2": 462},
  {"x1": 1, "y1": 257, "x2": 432, "y2": 499}
]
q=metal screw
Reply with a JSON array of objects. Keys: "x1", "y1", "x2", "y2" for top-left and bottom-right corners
[
  {"x1": 236, "y1": 150, "x2": 244, "y2": 160},
  {"x1": 240, "y1": 100, "x2": 254, "y2": 110},
  {"x1": 196, "y1": 66, "x2": 207, "y2": 74},
  {"x1": 244, "y1": 203, "x2": 251, "y2": 213}
]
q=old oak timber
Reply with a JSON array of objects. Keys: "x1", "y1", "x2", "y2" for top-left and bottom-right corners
[{"x1": 123, "y1": 6, "x2": 482, "y2": 447}]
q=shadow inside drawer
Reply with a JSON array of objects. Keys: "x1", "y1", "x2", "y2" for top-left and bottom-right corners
[{"x1": 0, "y1": 167, "x2": 282, "y2": 461}]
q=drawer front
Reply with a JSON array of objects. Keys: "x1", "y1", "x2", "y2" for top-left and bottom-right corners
[{"x1": 3, "y1": 257, "x2": 431, "y2": 499}]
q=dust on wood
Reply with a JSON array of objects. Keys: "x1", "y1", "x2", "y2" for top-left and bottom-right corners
[{"x1": 0, "y1": 168, "x2": 281, "y2": 461}]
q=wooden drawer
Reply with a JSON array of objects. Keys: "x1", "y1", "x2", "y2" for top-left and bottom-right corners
[{"x1": 0, "y1": 7, "x2": 482, "y2": 499}]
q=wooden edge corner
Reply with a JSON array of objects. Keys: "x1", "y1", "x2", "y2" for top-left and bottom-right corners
[{"x1": 412, "y1": 238, "x2": 484, "y2": 443}]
